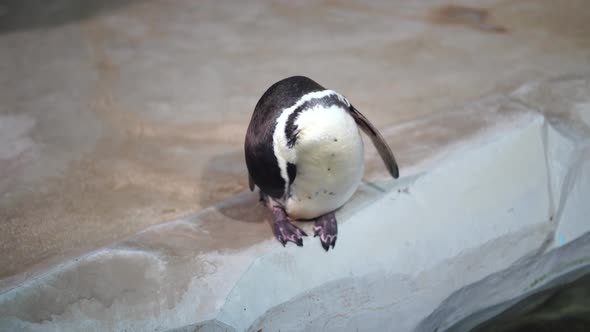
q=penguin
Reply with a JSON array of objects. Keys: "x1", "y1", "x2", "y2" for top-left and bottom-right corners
[{"x1": 244, "y1": 76, "x2": 399, "y2": 251}]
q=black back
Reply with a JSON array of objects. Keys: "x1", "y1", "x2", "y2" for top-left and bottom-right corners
[{"x1": 244, "y1": 76, "x2": 325, "y2": 199}]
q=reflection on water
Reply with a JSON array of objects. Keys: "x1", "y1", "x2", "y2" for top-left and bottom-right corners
[{"x1": 471, "y1": 273, "x2": 590, "y2": 332}]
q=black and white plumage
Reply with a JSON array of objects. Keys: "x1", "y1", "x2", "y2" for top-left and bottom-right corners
[{"x1": 245, "y1": 76, "x2": 399, "y2": 251}]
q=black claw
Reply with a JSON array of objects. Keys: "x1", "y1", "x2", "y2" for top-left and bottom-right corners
[{"x1": 320, "y1": 237, "x2": 336, "y2": 252}]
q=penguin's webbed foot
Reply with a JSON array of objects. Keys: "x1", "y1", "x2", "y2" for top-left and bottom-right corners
[
  {"x1": 313, "y1": 212, "x2": 337, "y2": 251},
  {"x1": 271, "y1": 207, "x2": 307, "y2": 247}
]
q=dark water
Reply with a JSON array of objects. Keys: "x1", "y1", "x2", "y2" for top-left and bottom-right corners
[{"x1": 470, "y1": 273, "x2": 590, "y2": 332}]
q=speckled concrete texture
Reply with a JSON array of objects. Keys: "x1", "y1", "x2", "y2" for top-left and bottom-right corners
[
  {"x1": 1, "y1": 77, "x2": 589, "y2": 332},
  {"x1": 1, "y1": 0, "x2": 590, "y2": 331},
  {"x1": 2, "y1": 0, "x2": 590, "y2": 287}
]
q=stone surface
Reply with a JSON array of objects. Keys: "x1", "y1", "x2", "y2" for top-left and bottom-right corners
[
  {"x1": 1, "y1": 76, "x2": 590, "y2": 331},
  {"x1": 510, "y1": 78, "x2": 590, "y2": 247},
  {"x1": 2, "y1": 0, "x2": 590, "y2": 290},
  {"x1": 2, "y1": 1, "x2": 590, "y2": 332},
  {"x1": 417, "y1": 233, "x2": 590, "y2": 332},
  {"x1": 238, "y1": 112, "x2": 552, "y2": 332}
]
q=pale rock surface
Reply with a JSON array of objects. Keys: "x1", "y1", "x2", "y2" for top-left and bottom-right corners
[
  {"x1": 1, "y1": 1, "x2": 590, "y2": 331},
  {"x1": 1, "y1": 77, "x2": 590, "y2": 331},
  {"x1": 2, "y1": 0, "x2": 590, "y2": 289}
]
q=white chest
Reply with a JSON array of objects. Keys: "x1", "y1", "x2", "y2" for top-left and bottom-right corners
[{"x1": 282, "y1": 105, "x2": 365, "y2": 219}]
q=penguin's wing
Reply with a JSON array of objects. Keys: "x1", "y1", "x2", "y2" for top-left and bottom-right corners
[
  {"x1": 248, "y1": 173, "x2": 255, "y2": 191},
  {"x1": 348, "y1": 105, "x2": 399, "y2": 179}
]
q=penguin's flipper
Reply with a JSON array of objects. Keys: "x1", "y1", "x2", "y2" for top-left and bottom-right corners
[
  {"x1": 348, "y1": 105, "x2": 399, "y2": 179},
  {"x1": 248, "y1": 173, "x2": 256, "y2": 191}
]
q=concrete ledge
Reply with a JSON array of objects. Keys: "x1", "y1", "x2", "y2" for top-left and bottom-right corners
[
  {"x1": 237, "y1": 113, "x2": 551, "y2": 332},
  {"x1": 1, "y1": 77, "x2": 590, "y2": 332},
  {"x1": 417, "y1": 232, "x2": 590, "y2": 332}
]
